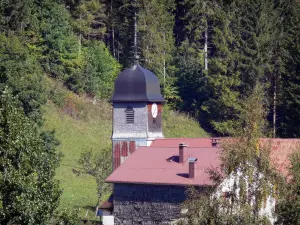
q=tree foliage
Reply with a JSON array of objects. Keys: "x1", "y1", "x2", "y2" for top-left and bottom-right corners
[
  {"x1": 277, "y1": 0, "x2": 300, "y2": 137},
  {"x1": 0, "y1": 89, "x2": 61, "y2": 224},
  {"x1": 76, "y1": 148, "x2": 112, "y2": 205},
  {"x1": 183, "y1": 85, "x2": 279, "y2": 224},
  {"x1": 0, "y1": 0, "x2": 300, "y2": 137},
  {"x1": 0, "y1": 33, "x2": 46, "y2": 124},
  {"x1": 138, "y1": 0, "x2": 177, "y2": 98},
  {"x1": 276, "y1": 150, "x2": 300, "y2": 224}
]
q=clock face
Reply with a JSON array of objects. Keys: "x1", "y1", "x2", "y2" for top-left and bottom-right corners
[{"x1": 151, "y1": 103, "x2": 158, "y2": 118}]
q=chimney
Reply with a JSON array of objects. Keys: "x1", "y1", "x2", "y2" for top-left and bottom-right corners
[
  {"x1": 179, "y1": 143, "x2": 187, "y2": 163},
  {"x1": 211, "y1": 138, "x2": 221, "y2": 147},
  {"x1": 188, "y1": 158, "x2": 197, "y2": 178}
]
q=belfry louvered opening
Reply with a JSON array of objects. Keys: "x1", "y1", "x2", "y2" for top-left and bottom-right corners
[{"x1": 125, "y1": 106, "x2": 134, "y2": 124}]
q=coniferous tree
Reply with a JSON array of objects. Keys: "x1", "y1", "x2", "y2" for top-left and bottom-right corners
[
  {"x1": 174, "y1": 0, "x2": 216, "y2": 123},
  {"x1": 104, "y1": 0, "x2": 136, "y2": 67},
  {"x1": 204, "y1": 0, "x2": 280, "y2": 135},
  {"x1": 204, "y1": 1, "x2": 241, "y2": 134},
  {"x1": 65, "y1": 0, "x2": 106, "y2": 52},
  {"x1": 138, "y1": 0, "x2": 177, "y2": 101},
  {"x1": 174, "y1": 40, "x2": 207, "y2": 117},
  {"x1": 178, "y1": 0, "x2": 241, "y2": 133},
  {"x1": 277, "y1": 0, "x2": 300, "y2": 137},
  {"x1": 0, "y1": 0, "x2": 36, "y2": 33}
]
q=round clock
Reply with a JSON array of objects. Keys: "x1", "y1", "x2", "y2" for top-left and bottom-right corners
[{"x1": 151, "y1": 103, "x2": 158, "y2": 118}]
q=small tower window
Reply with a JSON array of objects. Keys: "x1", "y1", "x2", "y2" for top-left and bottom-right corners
[{"x1": 125, "y1": 106, "x2": 134, "y2": 124}]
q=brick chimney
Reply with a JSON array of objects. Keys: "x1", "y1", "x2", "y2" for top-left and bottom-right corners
[
  {"x1": 188, "y1": 158, "x2": 197, "y2": 178},
  {"x1": 179, "y1": 143, "x2": 187, "y2": 163},
  {"x1": 211, "y1": 138, "x2": 221, "y2": 147}
]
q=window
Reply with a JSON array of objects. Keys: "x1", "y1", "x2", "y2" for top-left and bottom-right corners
[
  {"x1": 125, "y1": 106, "x2": 134, "y2": 124},
  {"x1": 222, "y1": 191, "x2": 231, "y2": 200}
]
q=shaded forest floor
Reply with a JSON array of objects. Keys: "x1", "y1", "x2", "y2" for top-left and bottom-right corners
[{"x1": 42, "y1": 78, "x2": 208, "y2": 220}]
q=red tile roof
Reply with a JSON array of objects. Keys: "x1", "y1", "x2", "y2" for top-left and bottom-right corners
[
  {"x1": 151, "y1": 138, "x2": 214, "y2": 148},
  {"x1": 106, "y1": 146, "x2": 221, "y2": 186},
  {"x1": 106, "y1": 138, "x2": 300, "y2": 186},
  {"x1": 262, "y1": 138, "x2": 300, "y2": 176}
]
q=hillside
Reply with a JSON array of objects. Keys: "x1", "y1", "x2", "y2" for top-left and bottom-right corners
[{"x1": 42, "y1": 79, "x2": 208, "y2": 219}]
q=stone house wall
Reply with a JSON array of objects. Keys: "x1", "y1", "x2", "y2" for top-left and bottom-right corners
[{"x1": 113, "y1": 183, "x2": 187, "y2": 225}]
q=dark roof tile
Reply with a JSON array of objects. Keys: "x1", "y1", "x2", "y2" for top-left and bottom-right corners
[{"x1": 111, "y1": 64, "x2": 164, "y2": 103}]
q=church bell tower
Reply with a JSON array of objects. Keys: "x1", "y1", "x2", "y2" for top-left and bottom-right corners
[{"x1": 111, "y1": 64, "x2": 164, "y2": 170}]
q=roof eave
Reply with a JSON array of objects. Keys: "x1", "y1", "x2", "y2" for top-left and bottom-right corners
[{"x1": 105, "y1": 179, "x2": 213, "y2": 187}]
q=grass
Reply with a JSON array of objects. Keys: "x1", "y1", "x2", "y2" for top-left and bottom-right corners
[
  {"x1": 163, "y1": 106, "x2": 209, "y2": 138},
  {"x1": 43, "y1": 100, "x2": 111, "y2": 220},
  {"x1": 42, "y1": 79, "x2": 208, "y2": 220}
]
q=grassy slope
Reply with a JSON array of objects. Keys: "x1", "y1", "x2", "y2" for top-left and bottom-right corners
[{"x1": 43, "y1": 82, "x2": 208, "y2": 219}]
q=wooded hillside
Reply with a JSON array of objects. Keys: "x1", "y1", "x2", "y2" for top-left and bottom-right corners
[{"x1": 0, "y1": 0, "x2": 299, "y2": 137}]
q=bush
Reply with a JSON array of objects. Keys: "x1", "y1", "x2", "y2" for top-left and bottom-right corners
[{"x1": 81, "y1": 41, "x2": 121, "y2": 98}]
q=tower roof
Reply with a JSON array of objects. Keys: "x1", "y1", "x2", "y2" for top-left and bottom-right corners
[{"x1": 111, "y1": 64, "x2": 165, "y2": 103}]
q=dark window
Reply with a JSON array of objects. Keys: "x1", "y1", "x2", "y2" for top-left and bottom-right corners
[
  {"x1": 222, "y1": 192, "x2": 231, "y2": 200},
  {"x1": 125, "y1": 106, "x2": 134, "y2": 124}
]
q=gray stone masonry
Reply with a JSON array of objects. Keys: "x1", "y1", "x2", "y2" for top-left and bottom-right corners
[
  {"x1": 112, "y1": 102, "x2": 148, "y2": 139},
  {"x1": 113, "y1": 183, "x2": 187, "y2": 225}
]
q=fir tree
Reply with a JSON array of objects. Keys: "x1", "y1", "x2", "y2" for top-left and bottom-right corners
[
  {"x1": 277, "y1": 0, "x2": 300, "y2": 137},
  {"x1": 104, "y1": 0, "x2": 137, "y2": 67},
  {"x1": 174, "y1": 40, "x2": 208, "y2": 119},
  {"x1": 65, "y1": 0, "x2": 106, "y2": 52},
  {"x1": 138, "y1": 0, "x2": 177, "y2": 101},
  {"x1": 205, "y1": 0, "x2": 280, "y2": 135}
]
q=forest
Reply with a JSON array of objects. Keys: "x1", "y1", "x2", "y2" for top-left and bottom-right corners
[
  {"x1": 0, "y1": 0, "x2": 299, "y2": 137},
  {"x1": 0, "y1": 0, "x2": 299, "y2": 224}
]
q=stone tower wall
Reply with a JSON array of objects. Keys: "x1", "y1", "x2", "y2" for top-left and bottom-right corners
[
  {"x1": 112, "y1": 102, "x2": 148, "y2": 139},
  {"x1": 112, "y1": 102, "x2": 149, "y2": 170}
]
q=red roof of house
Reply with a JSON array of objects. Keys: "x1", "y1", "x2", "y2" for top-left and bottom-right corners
[
  {"x1": 151, "y1": 138, "x2": 214, "y2": 148},
  {"x1": 106, "y1": 138, "x2": 300, "y2": 186},
  {"x1": 262, "y1": 138, "x2": 300, "y2": 176},
  {"x1": 106, "y1": 146, "x2": 221, "y2": 186}
]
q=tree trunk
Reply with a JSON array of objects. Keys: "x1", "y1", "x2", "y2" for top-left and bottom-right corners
[
  {"x1": 163, "y1": 32, "x2": 166, "y2": 87},
  {"x1": 204, "y1": 25, "x2": 208, "y2": 71},
  {"x1": 111, "y1": 1, "x2": 116, "y2": 57},
  {"x1": 112, "y1": 26, "x2": 116, "y2": 57},
  {"x1": 273, "y1": 79, "x2": 277, "y2": 138},
  {"x1": 134, "y1": 1, "x2": 138, "y2": 63},
  {"x1": 79, "y1": 33, "x2": 82, "y2": 55},
  {"x1": 79, "y1": 13, "x2": 82, "y2": 55}
]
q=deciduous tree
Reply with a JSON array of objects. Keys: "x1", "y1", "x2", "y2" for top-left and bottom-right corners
[{"x1": 0, "y1": 89, "x2": 61, "y2": 224}]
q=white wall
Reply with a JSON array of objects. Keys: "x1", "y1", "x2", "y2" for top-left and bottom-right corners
[
  {"x1": 102, "y1": 215, "x2": 114, "y2": 225},
  {"x1": 214, "y1": 168, "x2": 276, "y2": 224}
]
